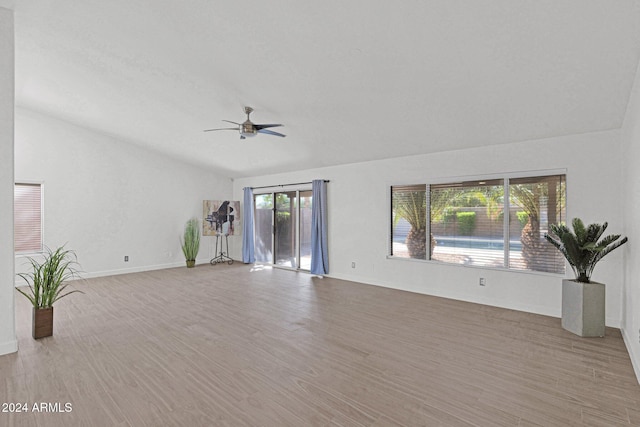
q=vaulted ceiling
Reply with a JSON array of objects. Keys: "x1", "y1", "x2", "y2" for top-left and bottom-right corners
[{"x1": 5, "y1": 0, "x2": 640, "y2": 178}]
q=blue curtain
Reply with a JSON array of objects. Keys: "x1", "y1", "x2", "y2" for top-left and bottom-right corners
[
  {"x1": 310, "y1": 179, "x2": 329, "y2": 275},
  {"x1": 242, "y1": 187, "x2": 255, "y2": 263}
]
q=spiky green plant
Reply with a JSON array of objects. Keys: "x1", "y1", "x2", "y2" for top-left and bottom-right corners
[
  {"x1": 544, "y1": 218, "x2": 628, "y2": 283},
  {"x1": 180, "y1": 218, "x2": 201, "y2": 262},
  {"x1": 16, "y1": 246, "x2": 83, "y2": 308}
]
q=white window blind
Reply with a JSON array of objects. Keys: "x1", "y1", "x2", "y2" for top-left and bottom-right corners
[
  {"x1": 509, "y1": 175, "x2": 566, "y2": 273},
  {"x1": 14, "y1": 183, "x2": 42, "y2": 253},
  {"x1": 430, "y1": 179, "x2": 505, "y2": 267},
  {"x1": 391, "y1": 185, "x2": 427, "y2": 259}
]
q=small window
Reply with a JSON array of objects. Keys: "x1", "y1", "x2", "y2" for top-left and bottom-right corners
[{"x1": 14, "y1": 183, "x2": 42, "y2": 253}]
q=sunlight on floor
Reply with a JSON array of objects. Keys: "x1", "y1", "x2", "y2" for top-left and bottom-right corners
[{"x1": 249, "y1": 264, "x2": 273, "y2": 272}]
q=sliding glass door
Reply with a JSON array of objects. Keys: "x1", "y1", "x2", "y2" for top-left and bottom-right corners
[
  {"x1": 299, "y1": 191, "x2": 312, "y2": 270},
  {"x1": 254, "y1": 190, "x2": 312, "y2": 270},
  {"x1": 254, "y1": 194, "x2": 273, "y2": 263},
  {"x1": 275, "y1": 191, "x2": 296, "y2": 267}
]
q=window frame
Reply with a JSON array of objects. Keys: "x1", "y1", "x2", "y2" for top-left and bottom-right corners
[
  {"x1": 14, "y1": 181, "x2": 44, "y2": 255},
  {"x1": 388, "y1": 169, "x2": 567, "y2": 275}
]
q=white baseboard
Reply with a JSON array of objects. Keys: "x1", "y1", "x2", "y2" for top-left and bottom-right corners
[
  {"x1": 83, "y1": 261, "x2": 187, "y2": 279},
  {"x1": 15, "y1": 258, "x2": 215, "y2": 286},
  {"x1": 621, "y1": 326, "x2": 640, "y2": 386},
  {"x1": 0, "y1": 339, "x2": 17, "y2": 356},
  {"x1": 329, "y1": 271, "x2": 561, "y2": 320}
]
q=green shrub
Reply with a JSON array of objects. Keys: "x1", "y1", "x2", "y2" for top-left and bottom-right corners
[
  {"x1": 516, "y1": 211, "x2": 529, "y2": 228},
  {"x1": 441, "y1": 208, "x2": 456, "y2": 224},
  {"x1": 456, "y1": 211, "x2": 476, "y2": 235}
]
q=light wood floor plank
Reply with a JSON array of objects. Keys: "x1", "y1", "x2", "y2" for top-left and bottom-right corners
[{"x1": 1, "y1": 263, "x2": 639, "y2": 426}]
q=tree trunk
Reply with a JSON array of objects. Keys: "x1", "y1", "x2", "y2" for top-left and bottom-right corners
[
  {"x1": 406, "y1": 228, "x2": 436, "y2": 259},
  {"x1": 521, "y1": 218, "x2": 559, "y2": 272}
]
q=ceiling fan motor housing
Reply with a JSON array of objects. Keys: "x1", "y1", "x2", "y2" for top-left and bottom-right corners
[{"x1": 241, "y1": 121, "x2": 257, "y2": 137}]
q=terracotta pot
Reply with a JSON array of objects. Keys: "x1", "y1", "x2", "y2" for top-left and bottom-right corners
[{"x1": 33, "y1": 307, "x2": 53, "y2": 339}]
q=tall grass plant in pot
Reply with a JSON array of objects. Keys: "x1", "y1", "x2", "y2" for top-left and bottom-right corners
[
  {"x1": 16, "y1": 246, "x2": 83, "y2": 339},
  {"x1": 545, "y1": 218, "x2": 627, "y2": 337},
  {"x1": 181, "y1": 218, "x2": 201, "y2": 268}
]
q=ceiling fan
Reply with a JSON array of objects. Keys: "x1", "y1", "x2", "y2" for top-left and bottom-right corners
[{"x1": 203, "y1": 106, "x2": 286, "y2": 139}]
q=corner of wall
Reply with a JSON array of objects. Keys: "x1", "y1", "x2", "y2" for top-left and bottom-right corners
[
  {"x1": 620, "y1": 52, "x2": 640, "y2": 385},
  {"x1": 0, "y1": 7, "x2": 17, "y2": 357}
]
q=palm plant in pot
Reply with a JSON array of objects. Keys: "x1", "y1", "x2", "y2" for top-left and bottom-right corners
[
  {"x1": 16, "y1": 246, "x2": 83, "y2": 339},
  {"x1": 180, "y1": 217, "x2": 201, "y2": 268},
  {"x1": 545, "y1": 218, "x2": 627, "y2": 337}
]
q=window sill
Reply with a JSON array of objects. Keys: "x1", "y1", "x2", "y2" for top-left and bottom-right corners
[
  {"x1": 15, "y1": 251, "x2": 44, "y2": 258},
  {"x1": 385, "y1": 255, "x2": 567, "y2": 278}
]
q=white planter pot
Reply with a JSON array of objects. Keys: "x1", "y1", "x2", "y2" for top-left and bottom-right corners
[{"x1": 561, "y1": 279, "x2": 605, "y2": 337}]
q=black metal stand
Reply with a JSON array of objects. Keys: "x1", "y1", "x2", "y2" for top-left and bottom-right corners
[{"x1": 210, "y1": 233, "x2": 234, "y2": 265}]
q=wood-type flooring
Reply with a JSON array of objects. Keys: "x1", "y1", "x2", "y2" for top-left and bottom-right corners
[{"x1": 1, "y1": 263, "x2": 640, "y2": 426}]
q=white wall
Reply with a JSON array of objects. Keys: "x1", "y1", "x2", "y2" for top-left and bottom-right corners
[
  {"x1": 0, "y1": 7, "x2": 17, "y2": 355},
  {"x1": 14, "y1": 108, "x2": 233, "y2": 279},
  {"x1": 621, "y1": 59, "x2": 640, "y2": 383},
  {"x1": 233, "y1": 130, "x2": 625, "y2": 326}
]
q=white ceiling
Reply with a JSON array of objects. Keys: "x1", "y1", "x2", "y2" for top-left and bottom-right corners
[{"x1": 6, "y1": 0, "x2": 640, "y2": 178}]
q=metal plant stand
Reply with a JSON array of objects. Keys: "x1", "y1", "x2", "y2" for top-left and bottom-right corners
[{"x1": 210, "y1": 233, "x2": 233, "y2": 265}]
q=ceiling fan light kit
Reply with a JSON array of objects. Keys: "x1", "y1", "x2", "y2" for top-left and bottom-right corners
[{"x1": 204, "y1": 106, "x2": 286, "y2": 139}]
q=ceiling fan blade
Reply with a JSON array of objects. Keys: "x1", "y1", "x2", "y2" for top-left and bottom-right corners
[
  {"x1": 222, "y1": 120, "x2": 241, "y2": 125},
  {"x1": 254, "y1": 124, "x2": 283, "y2": 130},
  {"x1": 258, "y1": 129, "x2": 286, "y2": 137},
  {"x1": 203, "y1": 128, "x2": 238, "y2": 132}
]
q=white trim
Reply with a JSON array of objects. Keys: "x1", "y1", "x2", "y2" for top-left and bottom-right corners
[
  {"x1": 426, "y1": 168, "x2": 568, "y2": 187},
  {"x1": 14, "y1": 258, "x2": 219, "y2": 285},
  {"x1": 0, "y1": 339, "x2": 17, "y2": 356},
  {"x1": 621, "y1": 326, "x2": 640, "y2": 386},
  {"x1": 503, "y1": 179, "x2": 510, "y2": 267},
  {"x1": 385, "y1": 253, "x2": 568, "y2": 278},
  {"x1": 328, "y1": 270, "x2": 561, "y2": 319}
]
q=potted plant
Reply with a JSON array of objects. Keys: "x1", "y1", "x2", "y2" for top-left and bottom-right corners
[
  {"x1": 180, "y1": 217, "x2": 201, "y2": 268},
  {"x1": 545, "y1": 218, "x2": 628, "y2": 337},
  {"x1": 16, "y1": 246, "x2": 83, "y2": 339}
]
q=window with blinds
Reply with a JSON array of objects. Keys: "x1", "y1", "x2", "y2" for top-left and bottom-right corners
[
  {"x1": 14, "y1": 183, "x2": 42, "y2": 253},
  {"x1": 389, "y1": 173, "x2": 567, "y2": 274},
  {"x1": 509, "y1": 175, "x2": 566, "y2": 273},
  {"x1": 430, "y1": 179, "x2": 505, "y2": 268},
  {"x1": 391, "y1": 185, "x2": 427, "y2": 259}
]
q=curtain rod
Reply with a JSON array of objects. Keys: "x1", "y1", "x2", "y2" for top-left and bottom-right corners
[{"x1": 248, "y1": 180, "x2": 330, "y2": 190}]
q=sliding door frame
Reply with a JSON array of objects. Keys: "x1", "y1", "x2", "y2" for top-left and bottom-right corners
[{"x1": 254, "y1": 189, "x2": 311, "y2": 271}]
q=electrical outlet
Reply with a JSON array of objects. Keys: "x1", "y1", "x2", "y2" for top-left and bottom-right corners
[
  {"x1": 479, "y1": 278, "x2": 486, "y2": 286},
  {"x1": 351, "y1": 262, "x2": 356, "y2": 268},
  {"x1": 124, "y1": 256, "x2": 129, "y2": 262}
]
